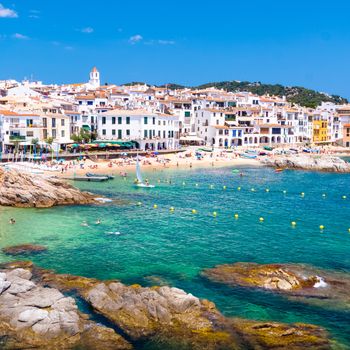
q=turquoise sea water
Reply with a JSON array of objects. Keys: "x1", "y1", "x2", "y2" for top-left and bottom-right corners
[{"x1": 1, "y1": 165, "x2": 350, "y2": 347}]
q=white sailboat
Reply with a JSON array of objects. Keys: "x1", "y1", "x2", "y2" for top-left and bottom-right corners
[{"x1": 135, "y1": 155, "x2": 155, "y2": 188}]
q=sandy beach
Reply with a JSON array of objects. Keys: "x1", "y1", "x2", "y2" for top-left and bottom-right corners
[{"x1": 51, "y1": 149, "x2": 261, "y2": 178}]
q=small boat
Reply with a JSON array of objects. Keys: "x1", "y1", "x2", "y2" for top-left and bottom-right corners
[
  {"x1": 65, "y1": 176, "x2": 109, "y2": 182},
  {"x1": 275, "y1": 168, "x2": 284, "y2": 173},
  {"x1": 86, "y1": 172, "x2": 115, "y2": 179},
  {"x1": 135, "y1": 155, "x2": 155, "y2": 188},
  {"x1": 240, "y1": 153, "x2": 257, "y2": 159},
  {"x1": 264, "y1": 146, "x2": 274, "y2": 151}
]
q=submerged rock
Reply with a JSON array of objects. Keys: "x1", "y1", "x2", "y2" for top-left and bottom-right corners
[
  {"x1": 0, "y1": 167, "x2": 98, "y2": 208},
  {"x1": 202, "y1": 262, "x2": 350, "y2": 309},
  {"x1": 2, "y1": 244, "x2": 47, "y2": 256},
  {"x1": 262, "y1": 155, "x2": 350, "y2": 172}
]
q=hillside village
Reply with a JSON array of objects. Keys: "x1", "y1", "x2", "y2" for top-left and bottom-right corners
[{"x1": 1, "y1": 67, "x2": 350, "y2": 156}]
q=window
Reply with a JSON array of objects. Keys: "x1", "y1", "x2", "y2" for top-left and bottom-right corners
[
  {"x1": 61, "y1": 130, "x2": 65, "y2": 137},
  {"x1": 112, "y1": 117, "x2": 116, "y2": 124},
  {"x1": 126, "y1": 117, "x2": 130, "y2": 124},
  {"x1": 102, "y1": 129, "x2": 106, "y2": 135},
  {"x1": 52, "y1": 118, "x2": 56, "y2": 128},
  {"x1": 153, "y1": 117, "x2": 155, "y2": 125},
  {"x1": 144, "y1": 117, "x2": 148, "y2": 125},
  {"x1": 61, "y1": 119, "x2": 65, "y2": 126},
  {"x1": 185, "y1": 111, "x2": 190, "y2": 117},
  {"x1": 102, "y1": 117, "x2": 106, "y2": 124},
  {"x1": 87, "y1": 101, "x2": 93, "y2": 106},
  {"x1": 118, "y1": 117, "x2": 122, "y2": 124},
  {"x1": 52, "y1": 129, "x2": 57, "y2": 138},
  {"x1": 158, "y1": 131, "x2": 161, "y2": 137},
  {"x1": 144, "y1": 130, "x2": 148, "y2": 138},
  {"x1": 126, "y1": 129, "x2": 130, "y2": 136},
  {"x1": 26, "y1": 131, "x2": 34, "y2": 137},
  {"x1": 42, "y1": 118, "x2": 47, "y2": 127},
  {"x1": 163, "y1": 130, "x2": 165, "y2": 138},
  {"x1": 112, "y1": 129, "x2": 116, "y2": 136},
  {"x1": 216, "y1": 119, "x2": 219, "y2": 125},
  {"x1": 118, "y1": 130, "x2": 122, "y2": 139}
]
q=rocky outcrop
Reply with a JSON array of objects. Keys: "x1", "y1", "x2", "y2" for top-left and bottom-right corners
[
  {"x1": 202, "y1": 262, "x2": 350, "y2": 310},
  {"x1": 0, "y1": 261, "x2": 132, "y2": 349},
  {"x1": 262, "y1": 155, "x2": 350, "y2": 172},
  {"x1": 34, "y1": 263, "x2": 334, "y2": 349},
  {"x1": 2, "y1": 244, "x2": 47, "y2": 256},
  {"x1": 0, "y1": 167, "x2": 98, "y2": 208}
]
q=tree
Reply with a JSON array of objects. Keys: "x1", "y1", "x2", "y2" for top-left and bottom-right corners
[
  {"x1": 71, "y1": 133, "x2": 83, "y2": 143},
  {"x1": 45, "y1": 137, "x2": 54, "y2": 145}
]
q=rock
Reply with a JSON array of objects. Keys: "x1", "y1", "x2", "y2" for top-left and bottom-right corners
[
  {"x1": 0, "y1": 265, "x2": 132, "y2": 349},
  {"x1": 231, "y1": 319, "x2": 331, "y2": 350},
  {"x1": 0, "y1": 167, "x2": 98, "y2": 207},
  {"x1": 36, "y1": 265, "x2": 334, "y2": 349},
  {"x1": 2, "y1": 244, "x2": 48, "y2": 256},
  {"x1": 262, "y1": 155, "x2": 350, "y2": 172},
  {"x1": 202, "y1": 262, "x2": 350, "y2": 310}
]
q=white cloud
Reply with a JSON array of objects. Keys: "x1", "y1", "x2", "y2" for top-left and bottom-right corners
[
  {"x1": 129, "y1": 34, "x2": 143, "y2": 44},
  {"x1": 157, "y1": 40, "x2": 175, "y2": 45},
  {"x1": 12, "y1": 33, "x2": 29, "y2": 40},
  {"x1": 0, "y1": 3, "x2": 18, "y2": 18},
  {"x1": 80, "y1": 27, "x2": 94, "y2": 34}
]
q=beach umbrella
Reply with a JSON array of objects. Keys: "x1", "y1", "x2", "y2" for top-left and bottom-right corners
[
  {"x1": 98, "y1": 143, "x2": 107, "y2": 148},
  {"x1": 106, "y1": 143, "x2": 113, "y2": 147},
  {"x1": 71, "y1": 144, "x2": 80, "y2": 148}
]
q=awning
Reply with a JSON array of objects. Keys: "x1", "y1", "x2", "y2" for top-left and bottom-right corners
[{"x1": 82, "y1": 125, "x2": 91, "y2": 131}]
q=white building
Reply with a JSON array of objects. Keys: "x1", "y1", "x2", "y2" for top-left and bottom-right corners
[
  {"x1": 88, "y1": 67, "x2": 100, "y2": 89},
  {"x1": 97, "y1": 109, "x2": 179, "y2": 150}
]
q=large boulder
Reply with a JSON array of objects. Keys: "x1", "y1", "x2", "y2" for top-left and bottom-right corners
[
  {"x1": 0, "y1": 263, "x2": 132, "y2": 349},
  {"x1": 202, "y1": 262, "x2": 350, "y2": 310},
  {"x1": 262, "y1": 155, "x2": 350, "y2": 172},
  {"x1": 0, "y1": 167, "x2": 98, "y2": 207}
]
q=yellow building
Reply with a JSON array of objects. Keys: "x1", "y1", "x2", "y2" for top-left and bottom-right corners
[{"x1": 312, "y1": 120, "x2": 329, "y2": 143}]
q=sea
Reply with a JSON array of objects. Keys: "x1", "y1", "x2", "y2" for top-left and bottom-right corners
[{"x1": 0, "y1": 165, "x2": 350, "y2": 347}]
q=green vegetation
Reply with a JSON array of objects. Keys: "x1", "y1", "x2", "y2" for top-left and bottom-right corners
[
  {"x1": 195, "y1": 81, "x2": 348, "y2": 108},
  {"x1": 155, "y1": 81, "x2": 348, "y2": 108}
]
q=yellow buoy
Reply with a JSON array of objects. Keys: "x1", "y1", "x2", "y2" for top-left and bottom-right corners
[
  {"x1": 170, "y1": 207, "x2": 175, "y2": 212},
  {"x1": 137, "y1": 202, "x2": 142, "y2": 206},
  {"x1": 237, "y1": 187, "x2": 241, "y2": 191},
  {"x1": 213, "y1": 211, "x2": 217, "y2": 217},
  {"x1": 342, "y1": 195, "x2": 347, "y2": 200},
  {"x1": 291, "y1": 221, "x2": 297, "y2": 227},
  {"x1": 348, "y1": 228, "x2": 350, "y2": 233},
  {"x1": 182, "y1": 182, "x2": 186, "y2": 186},
  {"x1": 234, "y1": 213, "x2": 239, "y2": 219},
  {"x1": 210, "y1": 185, "x2": 214, "y2": 189},
  {"x1": 301, "y1": 192, "x2": 305, "y2": 197},
  {"x1": 223, "y1": 186, "x2": 227, "y2": 190},
  {"x1": 192, "y1": 209, "x2": 197, "y2": 214},
  {"x1": 265, "y1": 189, "x2": 270, "y2": 192},
  {"x1": 319, "y1": 225, "x2": 325, "y2": 230},
  {"x1": 283, "y1": 190, "x2": 287, "y2": 194},
  {"x1": 195, "y1": 183, "x2": 199, "y2": 187},
  {"x1": 153, "y1": 204, "x2": 158, "y2": 209},
  {"x1": 322, "y1": 194, "x2": 326, "y2": 197},
  {"x1": 251, "y1": 188, "x2": 255, "y2": 192},
  {"x1": 259, "y1": 217, "x2": 264, "y2": 222}
]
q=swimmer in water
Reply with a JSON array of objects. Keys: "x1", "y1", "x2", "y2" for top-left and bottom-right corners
[
  {"x1": 96, "y1": 219, "x2": 101, "y2": 225},
  {"x1": 81, "y1": 221, "x2": 89, "y2": 227},
  {"x1": 9, "y1": 218, "x2": 16, "y2": 224}
]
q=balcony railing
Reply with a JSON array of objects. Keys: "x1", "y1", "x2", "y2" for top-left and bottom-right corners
[{"x1": 10, "y1": 135, "x2": 26, "y2": 141}]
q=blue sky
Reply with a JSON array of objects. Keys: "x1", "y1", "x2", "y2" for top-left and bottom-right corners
[{"x1": 0, "y1": 0, "x2": 350, "y2": 98}]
